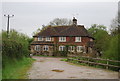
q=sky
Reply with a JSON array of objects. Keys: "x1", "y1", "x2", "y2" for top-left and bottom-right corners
[{"x1": 1, "y1": 0, "x2": 118, "y2": 37}]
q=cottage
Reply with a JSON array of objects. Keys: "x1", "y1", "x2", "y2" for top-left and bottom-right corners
[{"x1": 31, "y1": 17, "x2": 94, "y2": 56}]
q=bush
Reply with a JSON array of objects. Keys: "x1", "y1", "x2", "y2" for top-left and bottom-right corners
[{"x1": 2, "y1": 30, "x2": 32, "y2": 68}]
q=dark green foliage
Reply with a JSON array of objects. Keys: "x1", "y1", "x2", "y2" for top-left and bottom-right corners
[
  {"x1": 103, "y1": 34, "x2": 119, "y2": 60},
  {"x1": 2, "y1": 29, "x2": 34, "y2": 79},
  {"x1": 88, "y1": 24, "x2": 119, "y2": 70},
  {"x1": 53, "y1": 51, "x2": 68, "y2": 57},
  {"x1": 58, "y1": 51, "x2": 68, "y2": 57},
  {"x1": 2, "y1": 29, "x2": 32, "y2": 68},
  {"x1": 88, "y1": 24, "x2": 110, "y2": 53}
]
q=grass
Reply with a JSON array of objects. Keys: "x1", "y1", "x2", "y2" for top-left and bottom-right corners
[{"x1": 2, "y1": 57, "x2": 35, "y2": 79}]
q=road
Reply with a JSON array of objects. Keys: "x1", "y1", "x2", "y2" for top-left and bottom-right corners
[{"x1": 28, "y1": 56, "x2": 118, "y2": 79}]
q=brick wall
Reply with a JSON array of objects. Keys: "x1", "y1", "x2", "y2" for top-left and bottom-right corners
[{"x1": 54, "y1": 37, "x2": 91, "y2": 46}]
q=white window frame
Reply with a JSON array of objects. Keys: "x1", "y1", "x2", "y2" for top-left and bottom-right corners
[
  {"x1": 38, "y1": 37, "x2": 43, "y2": 41},
  {"x1": 35, "y1": 45, "x2": 41, "y2": 51},
  {"x1": 59, "y1": 46, "x2": 65, "y2": 51},
  {"x1": 43, "y1": 45, "x2": 49, "y2": 51},
  {"x1": 59, "y1": 37, "x2": 66, "y2": 42},
  {"x1": 46, "y1": 37, "x2": 51, "y2": 41},
  {"x1": 68, "y1": 46, "x2": 75, "y2": 52},
  {"x1": 75, "y1": 37, "x2": 81, "y2": 42},
  {"x1": 77, "y1": 46, "x2": 83, "y2": 52}
]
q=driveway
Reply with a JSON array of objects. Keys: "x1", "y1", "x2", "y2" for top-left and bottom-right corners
[{"x1": 27, "y1": 56, "x2": 118, "y2": 79}]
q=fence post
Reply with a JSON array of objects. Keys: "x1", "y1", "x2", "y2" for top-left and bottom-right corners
[
  {"x1": 106, "y1": 59, "x2": 109, "y2": 69},
  {"x1": 88, "y1": 57, "x2": 89, "y2": 66}
]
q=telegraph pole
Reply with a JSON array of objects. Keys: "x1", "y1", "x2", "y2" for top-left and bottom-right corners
[{"x1": 4, "y1": 14, "x2": 14, "y2": 38}]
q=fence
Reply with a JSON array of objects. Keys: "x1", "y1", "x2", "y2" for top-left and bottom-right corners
[{"x1": 67, "y1": 56, "x2": 120, "y2": 70}]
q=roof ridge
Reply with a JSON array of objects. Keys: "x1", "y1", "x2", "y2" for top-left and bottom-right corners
[{"x1": 52, "y1": 25, "x2": 70, "y2": 28}]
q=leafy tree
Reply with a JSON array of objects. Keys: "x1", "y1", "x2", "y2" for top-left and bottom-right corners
[
  {"x1": 103, "y1": 34, "x2": 119, "y2": 60},
  {"x1": 88, "y1": 24, "x2": 110, "y2": 55},
  {"x1": 103, "y1": 14, "x2": 120, "y2": 61}
]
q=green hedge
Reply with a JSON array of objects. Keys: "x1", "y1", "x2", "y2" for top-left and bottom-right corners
[{"x1": 2, "y1": 30, "x2": 31, "y2": 68}]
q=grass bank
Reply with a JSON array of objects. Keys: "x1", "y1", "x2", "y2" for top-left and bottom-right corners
[{"x1": 2, "y1": 57, "x2": 35, "y2": 79}]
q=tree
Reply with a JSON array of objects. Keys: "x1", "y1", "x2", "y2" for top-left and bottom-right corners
[
  {"x1": 32, "y1": 28, "x2": 41, "y2": 36},
  {"x1": 103, "y1": 34, "x2": 119, "y2": 60},
  {"x1": 88, "y1": 24, "x2": 110, "y2": 55},
  {"x1": 33, "y1": 18, "x2": 72, "y2": 36},
  {"x1": 104, "y1": 10, "x2": 120, "y2": 60},
  {"x1": 110, "y1": 16, "x2": 119, "y2": 35},
  {"x1": 48, "y1": 18, "x2": 72, "y2": 26}
]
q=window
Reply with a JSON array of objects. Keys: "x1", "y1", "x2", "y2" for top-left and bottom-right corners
[
  {"x1": 43, "y1": 45, "x2": 49, "y2": 51},
  {"x1": 59, "y1": 46, "x2": 65, "y2": 51},
  {"x1": 46, "y1": 37, "x2": 51, "y2": 41},
  {"x1": 35, "y1": 45, "x2": 41, "y2": 51},
  {"x1": 38, "y1": 37, "x2": 43, "y2": 41},
  {"x1": 75, "y1": 37, "x2": 81, "y2": 42},
  {"x1": 68, "y1": 46, "x2": 75, "y2": 52},
  {"x1": 77, "y1": 46, "x2": 83, "y2": 52},
  {"x1": 59, "y1": 37, "x2": 66, "y2": 42}
]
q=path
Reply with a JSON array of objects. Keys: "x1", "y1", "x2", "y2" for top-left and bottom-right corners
[{"x1": 28, "y1": 56, "x2": 118, "y2": 79}]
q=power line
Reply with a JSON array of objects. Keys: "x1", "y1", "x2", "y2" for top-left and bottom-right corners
[{"x1": 4, "y1": 14, "x2": 14, "y2": 38}]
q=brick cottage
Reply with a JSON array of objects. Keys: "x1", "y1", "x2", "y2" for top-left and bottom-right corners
[{"x1": 31, "y1": 17, "x2": 94, "y2": 56}]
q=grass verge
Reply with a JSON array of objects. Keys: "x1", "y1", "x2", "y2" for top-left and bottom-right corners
[{"x1": 2, "y1": 57, "x2": 35, "y2": 79}]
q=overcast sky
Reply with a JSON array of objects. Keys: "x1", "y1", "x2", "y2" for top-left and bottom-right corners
[{"x1": 1, "y1": 1, "x2": 118, "y2": 37}]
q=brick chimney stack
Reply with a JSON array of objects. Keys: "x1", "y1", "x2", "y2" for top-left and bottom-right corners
[{"x1": 73, "y1": 17, "x2": 77, "y2": 26}]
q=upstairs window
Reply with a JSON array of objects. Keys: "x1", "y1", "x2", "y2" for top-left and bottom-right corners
[
  {"x1": 59, "y1": 37, "x2": 66, "y2": 42},
  {"x1": 35, "y1": 45, "x2": 41, "y2": 51},
  {"x1": 46, "y1": 37, "x2": 51, "y2": 41},
  {"x1": 59, "y1": 46, "x2": 65, "y2": 51},
  {"x1": 43, "y1": 45, "x2": 49, "y2": 51},
  {"x1": 77, "y1": 46, "x2": 83, "y2": 52},
  {"x1": 38, "y1": 37, "x2": 43, "y2": 41},
  {"x1": 75, "y1": 37, "x2": 81, "y2": 42}
]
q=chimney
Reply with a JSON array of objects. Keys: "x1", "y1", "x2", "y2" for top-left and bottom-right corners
[{"x1": 73, "y1": 17, "x2": 77, "y2": 26}]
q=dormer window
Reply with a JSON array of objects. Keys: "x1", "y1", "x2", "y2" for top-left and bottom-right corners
[
  {"x1": 59, "y1": 37, "x2": 66, "y2": 42},
  {"x1": 38, "y1": 37, "x2": 43, "y2": 41},
  {"x1": 75, "y1": 37, "x2": 81, "y2": 42},
  {"x1": 46, "y1": 37, "x2": 51, "y2": 41}
]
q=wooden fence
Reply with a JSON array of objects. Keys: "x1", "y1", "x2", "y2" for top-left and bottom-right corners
[{"x1": 67, "y1": 56, "x2": 120, "y2": 69}]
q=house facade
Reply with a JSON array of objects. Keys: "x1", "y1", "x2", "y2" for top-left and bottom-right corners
[{"x1": 31, "y1": 17, "x2": 94, "y2": 56}]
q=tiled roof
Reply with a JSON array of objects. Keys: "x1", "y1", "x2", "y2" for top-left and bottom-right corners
[{"x1": 34, "y1": 25, "x2": 93, "y2": 38}]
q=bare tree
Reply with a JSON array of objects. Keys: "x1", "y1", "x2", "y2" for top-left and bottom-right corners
[
  {"x1": 110, "y1": 1, "x2": 120, "y2": 35},
  {"x1": 48, "y1": 18, "x2": 72, "y2": 26}
]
